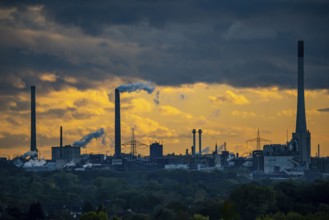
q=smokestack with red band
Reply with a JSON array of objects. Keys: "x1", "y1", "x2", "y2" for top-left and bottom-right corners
[
  {"x1": 115, "y1": 89, "x2": 121, "y2": 157},
  {"x1": 30, "y1": 86, "x2": 37, "y2": 152}
]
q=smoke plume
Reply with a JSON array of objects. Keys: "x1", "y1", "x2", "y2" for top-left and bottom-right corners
[
  {"x1": 23, "y1": 159, "x2": 46, "y2": 168},
  {"x1": 202, "y1": 146, "x2": 211, "y2": 154},
  {"x1": 153, "y1": 90, "x2": 160, "y2": 105},
  {"x1": 21, "y1": 151, "x2": 38, "y2": 159},
  {"x1": 117, "y1": 81, "x2": 155, "y2": 94},
  {"x1": 73, "y1": 128, "x2": 105, "y2": 147},
  {"x1": 13, "y1": 150, "x2": 45, "y2": 168}
]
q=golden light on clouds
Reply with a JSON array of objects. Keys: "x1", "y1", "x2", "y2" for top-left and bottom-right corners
[
  {"x1": 232, "y1": 110, "x2": 256, "y2": 118},
  {"x1": 1, "y1": 83, "x2": 329, "y2": 159},
  {"x1": 159, "y1": 105, "x2": 193, "y2": 119},
  {"x1": 39, "y1": 73, "x2": 57, "y2": 82},
  {"x1": 209, "y1": 90, "x2": 250, "y2": 105}
]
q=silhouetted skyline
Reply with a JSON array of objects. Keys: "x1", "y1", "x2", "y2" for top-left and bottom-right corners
[{"x1": 0, "y1": 1, "x2": 328, "y2": 159}]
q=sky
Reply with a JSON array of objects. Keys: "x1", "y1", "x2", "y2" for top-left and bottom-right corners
[{"x1": 0, "y1": 0, "x2": 328, "y2": 159}]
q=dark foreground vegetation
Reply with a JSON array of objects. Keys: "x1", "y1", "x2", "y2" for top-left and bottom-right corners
[{"x1": 1, "y1": 160, "x2": 329, "y2": 220}]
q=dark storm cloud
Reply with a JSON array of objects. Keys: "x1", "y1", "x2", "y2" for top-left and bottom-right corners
[{"x1": 0, "y1": 0, "x2": 329, "y2": 97}]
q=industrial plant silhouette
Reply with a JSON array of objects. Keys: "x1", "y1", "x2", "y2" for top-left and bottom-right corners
[{"x1": 9, "y1": 41, "x2": 329, "y2": 179}]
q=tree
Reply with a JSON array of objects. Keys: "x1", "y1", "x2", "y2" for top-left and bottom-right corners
[
  {"x1": 230, "y1": 184, "x2": 275, "y2": 220},
  {"x1": 80, "y1": 211, "x2": 108, "y2": 220},
  {"x1": 27, "y1": 201, "x2": 44, "y2": 220},
  {"x1": 83, "y1": 202, "x2": 95, "y2": 213},
  {"x1": 191, "y1": 214, "x2": 209, "y2": 220}
]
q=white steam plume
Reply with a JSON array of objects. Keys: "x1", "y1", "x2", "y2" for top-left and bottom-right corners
[
  {"x1": 13, "y1": 150, "x2": 46, "y2": 168},
  {"x1": 23, "y1": 159, "x2": 46, "y2": 167},
  {"x1": 117, "y1": 81, "x2": 155, "y2": 94},
  {"x1": 202, "y1": 146, "x2": 211, "y2": 154},
  {"x1": 21, "y1": 151, "x2": 38, "y2": 159},
  {"x1": 73, "y1": 128, "x2": 105, "y2": 147}
]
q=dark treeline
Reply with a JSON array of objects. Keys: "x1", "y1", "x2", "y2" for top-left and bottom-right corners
[{"x1": 1, "y1": 160, "x2": 329, "y2": 220}]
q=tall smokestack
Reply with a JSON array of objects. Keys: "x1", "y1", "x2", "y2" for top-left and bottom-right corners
[
  {"x1": 198, "y1": 129, "x2": 202, "y2": 155},
  {"x1": 30, "y1": 86, "x2": 37, "y2": 152},
  {"x1": 60, "y1": 126, "x2": 63, "y2": 157},
  {"x1": 115, "y1": 89, "x2": 121, "y2": 157},
  {"x1": 192, "y1": 129, "x2": 196, "y2": 156},
  {"x1": 292, "y1": 40, "x2": 311, "y2": 167},
  {"x1": 296, "y1": 41, "x2": 307, "y2": 132},
  {"x1": 318, "y1": 144, "x2": 320, "y2": 158}
]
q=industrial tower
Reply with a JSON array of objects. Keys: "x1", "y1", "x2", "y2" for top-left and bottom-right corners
[
  {"x1": 115, "y1": 89, "x2": 121, "y2": 157},
  {"x1": 292, "y1": 41, "x2": 311, "y2": 167},
  {"x1": 30, "y1": 86, "x2": 37, "y2": 153}
]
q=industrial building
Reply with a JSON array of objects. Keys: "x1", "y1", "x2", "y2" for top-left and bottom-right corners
[
  {"x1": 150, "y1": 142, "x2": 163, "y2": 159},
  {"x1": 51, "y1": 145, "x2": 81, "y2": 161}
]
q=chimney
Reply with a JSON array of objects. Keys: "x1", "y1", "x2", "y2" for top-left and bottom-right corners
[
  {"x1": 192, "y1": 129, "x2": 196, "y2": 156},
  {"x1": 60, "y1": 126, "x2": 63, "y2": 157},
  {"x1": 30, "y1": 86, "x2": 37, "y2": 153},
  {"x1": 115, "y1": 89, "x2": 121, "y2": 157},
  {"x1": 296, "y1": 40, "x2": 307, "y2": 132},
  {"x1": 198, "y1": 129, "x2": 202, "y2": 155},
  {"x1": 292, "y1": 40, "x2": 311, "y2": 167},
  {"x1": 318, "y1": 144, "x2": 320, "y2": 158}
]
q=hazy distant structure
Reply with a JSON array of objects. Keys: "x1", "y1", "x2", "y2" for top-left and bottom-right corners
[
  {"x1": 115, "y1": 89, "x2": 121, "y2": 157},
  {"x1": 192, "y1": 129, "x2": 196, "y2": 156},
  {"x1": 60, "y1": 126, "x2": 63, "y2": 158},
  {"x1": 150, "y1": 142, "x2": 163, "y2": 159},
  {"x1": 30, "y1": 86, "x2": 37, "y2": 153},
  {"x1": 292, "y1": 40, "x2": 311, "y2": 167},
  {"x1": 198, "y1": 129, "x2": 202, "y2": 155},
  {"x1": 130, "y1": 128, "x2": 137, "y2": 157},
  {"x1": 318, "y1": 144, "x2": 320, "y2": 158}
]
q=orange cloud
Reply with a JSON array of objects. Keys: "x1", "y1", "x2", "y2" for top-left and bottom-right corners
[
  {"x1": 39, "y1": 73, "x2": 57, "y2": 82},
  {"x1": 231, "y1": 110, "x2": 256, "y2": 118},
  {"x1": 159, "y1": 105, "x2": 192, "y2": 119},
  {"x1": 209, "y1": 90, "x2": 249, "y2": 105}
]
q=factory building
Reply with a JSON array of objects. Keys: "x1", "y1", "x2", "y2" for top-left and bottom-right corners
[
  {"x1": 150, "y1": 142, "x2": 163, "y2": 159},
  {"x1": 264, "y1": 156, "x2": 295, "y2": 174},
  {"x1": 52, "y1": 145, "x2": 81, "y2": 161},
  {"x1": 252, "y1": 150, "x2": 264, "y2": 172}
]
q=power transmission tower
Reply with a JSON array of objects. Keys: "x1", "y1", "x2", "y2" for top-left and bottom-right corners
[{"x1": 246, "y1": 129, "x2": 271, "y2": 151}]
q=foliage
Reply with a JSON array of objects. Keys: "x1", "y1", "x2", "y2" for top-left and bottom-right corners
[
  {"x1": 80, "y1": 211, "x2": 108, "y2": 220},
  {"x1": 1, "y1": 163, "x2": 329, "y2": 219}
]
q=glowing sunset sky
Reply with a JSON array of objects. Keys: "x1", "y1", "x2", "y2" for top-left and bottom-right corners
[{"x1": 0, "y1": 1, "x2": 328, "y2": 159}]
